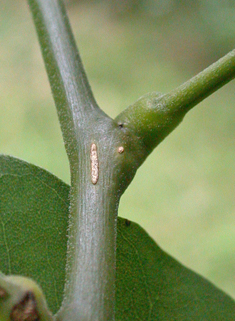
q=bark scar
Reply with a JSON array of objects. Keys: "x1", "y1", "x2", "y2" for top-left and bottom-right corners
[{"x1": 90, "y1": 143, "x2": 99, "y2": 184}]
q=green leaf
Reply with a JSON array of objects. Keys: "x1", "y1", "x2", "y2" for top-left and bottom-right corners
[
  {"x1": 116, "y1": 220, "x2": 235, "y2": 320},
  {"x1": 0, "y1": 155, "x2": 69, "y2": 314},
  {"x1": 0, "y1": 155, "x2": 234, "y2": 319}
]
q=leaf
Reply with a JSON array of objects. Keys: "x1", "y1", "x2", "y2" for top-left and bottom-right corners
[
  {"x1": 0, "y1": 155, "x2": 234, "y2": 319},
  {"x1": 0, "y1": 155, "x2": 69, "y2": 314},
  {"x1": 116, "y1": 220, "x2": 235, "y2": 320}
]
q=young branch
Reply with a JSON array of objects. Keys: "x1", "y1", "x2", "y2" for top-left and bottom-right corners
[
  {"x1": 116, "y1": 49, "x2": 235, "y2": 155},
  {"x1": 28, "y1": 0, "x2": 107, "y2": 163},
  {"x1": 28, "y1": 1, "x2": 235, "y2": 320},
  {"x1": 28, "y1": 1, "x2": 137, "y2": 321}
]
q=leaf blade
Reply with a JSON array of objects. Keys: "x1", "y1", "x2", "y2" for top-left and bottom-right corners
[
  {"x1": 0, "y1": 155, "x2": 69, "y2": 314},
  {"x1": 116, "y1": 218, "x2": 235, "y2": 320}
]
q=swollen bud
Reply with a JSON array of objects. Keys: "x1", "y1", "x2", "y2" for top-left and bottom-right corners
[{"x1": 0, "y1": 273, "x2": 54, "y2": 321}]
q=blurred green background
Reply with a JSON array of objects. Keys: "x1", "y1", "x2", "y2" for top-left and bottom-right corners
[{"x1": 1, "y1": 0, "x2": 235, "y2": 299}]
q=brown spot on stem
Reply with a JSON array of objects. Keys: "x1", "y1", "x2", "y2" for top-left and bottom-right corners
[
  {"x1": 125, "y1": 219, "x2": 131, "y2": 227},
  {"x1": 10, "y1": 291, "x2": 39, "y2": 321},
  {"x1": 118, "y1": 146, "x2": 124, "y2": 154}
]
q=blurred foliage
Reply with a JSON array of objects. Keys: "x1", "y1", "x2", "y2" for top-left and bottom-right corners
[{"x1": 1, "y1": 0, "x2": 235, "y2": 299}]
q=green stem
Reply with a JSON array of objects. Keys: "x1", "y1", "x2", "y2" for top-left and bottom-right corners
[
  {"x1": 27, "y1": 0, "x2": 107, "y2": 163},
  {"x1": 28, "y1": 1, "x2": 122, "y2": 320},
  {"x1": 28, "y1": 1, "x2": 235, "y2": 320},
  {"x1": 116, "y1": 49, "x2": 235, "y2": 154}
]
